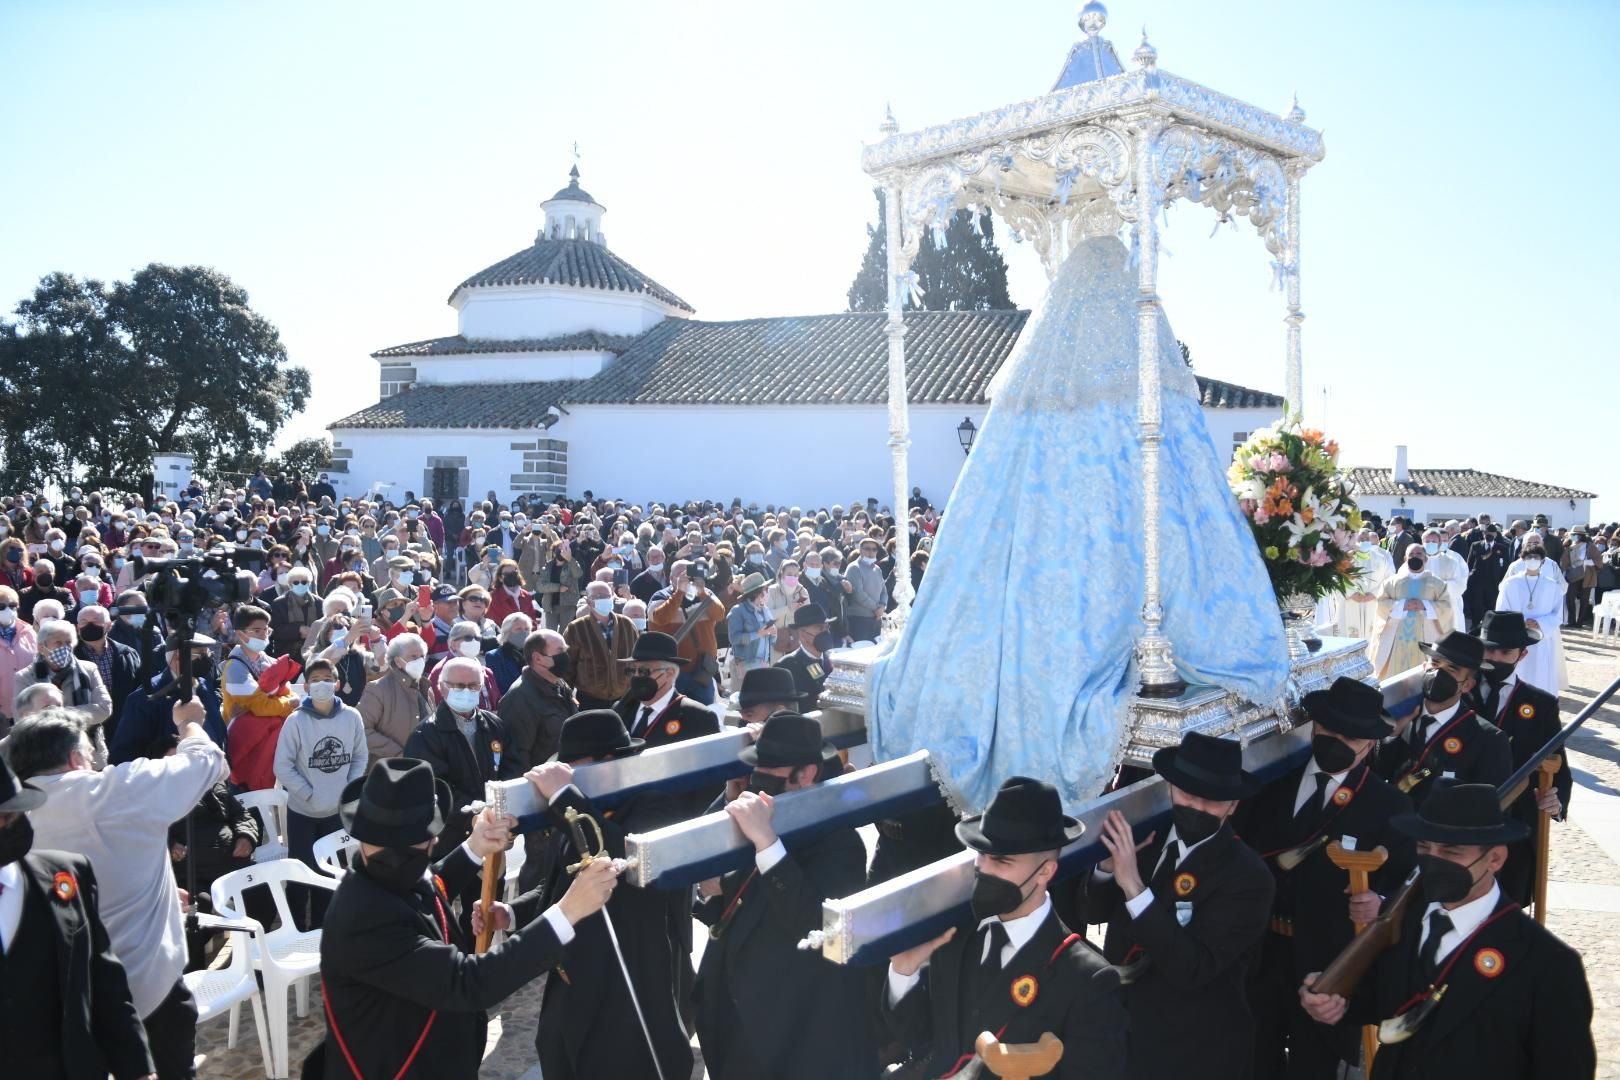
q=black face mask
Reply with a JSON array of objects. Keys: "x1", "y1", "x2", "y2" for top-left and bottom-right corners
[
  {"x1": 1171, "y1": 804, "x2": 1223, "y2": 846},
  {"x1": 812, "y1": 631, "x2": 837, "y2": 654},
  {"x1": 1405, "y1": 556, "x2": 1423, "y2": 572},
  {"x1": 1482, "y1": 658, "x2": 1516, "y2": 686},
  {"x1": 627, "y1": 674, "x2": 660, "y2": 702},
  {"x1": 0, "y1": 815, "x2": 34, "y2": 868},
  {"x1": 362, "y1": 846, "x2": 433, "y2": 894},
  {"x1": 78, "y1": 623, "x2": 106, "y2": 642},
  {"x1": 1311, "y1": 733, "x2": 1359, "y2": 774},
  {"x1": 969, "y1": 860, "x2": 1048, "y2": 921},
  {"x1": 1422, "y1": 668, "x2": 1459, "y2": 704},
  {"x1": 501, "y1": 573, "x2": 520, "y2": 588},
  {"x1": 1417, "y1": 851, "x2": 1488, "y2": 904},
  {"x1": 747, "y1": 771, "x2": 789, "y2": 797},
  {"x1": 549, "y1": 652, "x2": 572, "y2": 680}
]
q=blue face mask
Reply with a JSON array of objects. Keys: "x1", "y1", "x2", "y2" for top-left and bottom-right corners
[
  {"x1": 124, "y1": 613, "x2": 147, "y2": 628},
  {"x1": 317, "y1": 525, "x2": 330, "y2": 536},
  {"x1": 1423, "y1": 542, "x2": 1440, "y2": 556},
  {"x1": 593, "y1": 597, "x2": 615, "y2": 616},
  {"x1": 291, "y1": 583, "x2": 311, "y2": 597}
]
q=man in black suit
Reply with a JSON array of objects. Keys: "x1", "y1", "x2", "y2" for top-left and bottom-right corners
[
  {"x1": 773, "y1": 603, "x2": 835, "y2": 711},
  {"x1": 1079, "y1": 731, "x2": 1276, "y2": 1080},
  {"x1": 1375, "y1": 631, "x2": 1512, "y2": 810},
  {"x1": 0, "y1": 758, "x2": 155, "y2": 1079},
  {"x1": 1301, "y1": 782, "x2": 1595, "y2": 1078},
  {"x1": 693, "y1": 712, "x2": 876, "y2": 1078},
  {"x1": 613, "y1": 632, "x2": 720, "y2": 752},
  {"x1": 1237, "y1": 678, "x2": 1416, "y2": 1079},
  {"x1": 1469, "y1": 612, "x2": 1570, "y2": 906},
  {"x1": 315, "y1": 758, "x2": 616, "y2": 1079},
  {"x1": 1464, "y1": 526, "x2": 1512, "y2": 632},
  {"x1": 481, "y1": 711, "x2": 695, "y2": 1080},
  {"x1": 884, "y1": 777, "x2": 1127, "y2": 1080}
]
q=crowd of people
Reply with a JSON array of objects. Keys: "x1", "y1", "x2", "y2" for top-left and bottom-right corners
[
  {"x1": 1318, "y1": 511, "x2": 1619, "y2": 693},
  {"x1": 0, "y1": 473, "x2": 1604, "y2": 1079}
]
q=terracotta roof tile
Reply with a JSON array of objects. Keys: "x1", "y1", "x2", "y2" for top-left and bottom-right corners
[{"x1": 1346, "y1": 468, "x2": 1594, "y2": 500}]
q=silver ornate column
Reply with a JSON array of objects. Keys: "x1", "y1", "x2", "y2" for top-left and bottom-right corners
[
  {"x1": 1283, "y1": 158, "x2": 1305, "y2": 420},
  {"x1": 1131, "y1": 114, "x2": 1186, "y2": 697},
  {"x1": 880, "y1": 134, "x2": 916, "y2": 634}
]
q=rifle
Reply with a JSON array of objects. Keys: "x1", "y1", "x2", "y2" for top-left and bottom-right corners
[{"x1": 1311, "y1": 673, "x2": 1620, "y2": 997}]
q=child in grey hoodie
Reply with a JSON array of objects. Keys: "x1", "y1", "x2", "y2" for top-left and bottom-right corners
[{"x1": 272, "y1": 656, "x2": 368, "y2": 927}]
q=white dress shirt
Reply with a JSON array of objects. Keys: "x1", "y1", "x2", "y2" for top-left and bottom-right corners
[
  {"x1": 28, "y1": 735, "x2": 228, "y2": 1016},
  {"x1": 886, "y1": 895, "x2": 1053, "y2": 1004},
  {"x1": 1093, "y1": 826, "x2": 1218, "y2": 919},
  {"x1": 633, "y1": 684, "x2": 677, "y2": 737},
  {"x1": 0, "y1": 861, "x2": 22, "y2": 953},
  {"x1": 1418, "y1": 882, "x2": 1501, "y2": 966},
  {"x1": 1293, "y1": 760, "x2": 1351, "y2": 815},
  {"x1": 1485, "y1": 673, "x2": 1520, "y2": 722},
  {"x1": 1414, "y1": 699, "x2": 1463, "y2": 747}
]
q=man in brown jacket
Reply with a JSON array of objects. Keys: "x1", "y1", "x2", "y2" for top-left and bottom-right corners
[
  {"x1": 357, "y1": 632, "x2": 433, "y2": 763},
  {"x1": 563, "y1": 581, "x2": 638, "y2": 709},
  {"x1": 648, "y1": 560, "x2": 726, "y2": 705}
]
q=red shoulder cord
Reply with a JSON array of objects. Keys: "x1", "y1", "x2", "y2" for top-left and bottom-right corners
[
  {"x1": 939, "y1": 932, "x2": 1084, "y2": 1078},
  {"x1": 323, "y1": 891, "x2": 450, "y2": 1080},
  {"x1": 1389, "y1": 901, "x2": 1521, "y2": 1018}
]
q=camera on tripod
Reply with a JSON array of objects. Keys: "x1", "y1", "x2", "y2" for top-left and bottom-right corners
[{"x1": 134, "y1": 545, "x2": 267, "y2": 618}]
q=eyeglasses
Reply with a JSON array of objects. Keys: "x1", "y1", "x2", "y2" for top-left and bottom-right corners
[
  {"x1": 445, "y1": 682, "x2": 481, "y2": 692},
  {"x1": 624, "y1": 666, "x2": 663, "y2": 678}
]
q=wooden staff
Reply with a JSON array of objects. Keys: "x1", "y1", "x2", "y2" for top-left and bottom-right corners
[
  {"x1": 474, "y1": 780, "x2": 508, "y2": 954},
  {"x1": 1534, "y1": 754, "x2": 1562, "y2": 925},
  {"x1": 1327, "y1": 841, "x2": 1388, "y2": 1073},
  {"x1": 976, "y1": 1032, "x2": 1063, "y2": 1080}
]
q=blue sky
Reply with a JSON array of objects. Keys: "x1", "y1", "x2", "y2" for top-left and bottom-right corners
[{"x1": 3, "y1": 1, "x2": 1617, "y2": 517}]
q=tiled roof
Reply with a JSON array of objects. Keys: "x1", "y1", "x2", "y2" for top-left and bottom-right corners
[
  {"x1": 1196, "y1": 377, "x2": 1283, "y2": 409},
  {"x1": 451, "y1": 238, "x2": 692, "y2": 312},
  {"x1": 371, "y1": 331, "x2": 637, "y2": 359},
  {"x1": 565, "y1": 310, "x2": 1029, "y2": 405},
  {"x1": 1347, "y1": 468, "x2": 1595, "y2": 500},
  {"x1": 546, "y1": 166, "x2": 600, "y2": 207},
  {"x1": 329, "y1": 381, "x2": 581, "y2": 430},
  {"x1": 334, "y1": 310, "x2": 1286, "y2": 428}
]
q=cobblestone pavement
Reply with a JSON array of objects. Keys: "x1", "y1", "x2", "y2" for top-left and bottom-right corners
[{"x1": 198, "y1": 629, "x2": 1620, "y2": 1078}]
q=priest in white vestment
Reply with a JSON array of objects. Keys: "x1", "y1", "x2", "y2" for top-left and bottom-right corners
[
  {"x1": 1421, "y1": 526, "x2": 1469, "y2": 633},
  {"x1": 1496, "y1": 541, "x2": 1569, "y2": 694},
  {"x1": 1316, "y1": 529, "x2": 1394, "y2": 641},
  {"x1": 1371, "y1": 543, "x2": 1453, "y2": 678}
]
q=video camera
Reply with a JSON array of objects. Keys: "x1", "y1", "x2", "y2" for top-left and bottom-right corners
[{"x1": 134, "y1": 544, "x2": 267, "y2": 618}]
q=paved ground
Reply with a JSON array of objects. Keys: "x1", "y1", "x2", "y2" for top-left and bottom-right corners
[{"x1": 198, "y1": 627, "x2": 1620, "y2": 1078}]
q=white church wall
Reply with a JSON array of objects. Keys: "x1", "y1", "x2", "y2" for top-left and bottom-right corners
[
  {"x1": 328, "y1": 427, "x2": 563, "y2": 504},
  {"x1": 454, "y1": 284, "x2": 678, "y2": 340},
  {"x1": 1357, "y1": 496, "x2": 1592, "y2": 528},
  {"x1": 409, "y1": 349, "x2": 613, "y2": 385}
]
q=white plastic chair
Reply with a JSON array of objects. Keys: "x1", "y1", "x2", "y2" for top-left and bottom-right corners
[
  {"x1": 185, "y1": 912, "x2": 274, "y2": 1076},
  {"x1": 236, "y1": 788, "x2": 290, "y2": 863},
  {"x1": 1596, "y1": 593, "x2": 1620, "y2": 638},
  {"x1": 312, "y1": 827, "x2": 360, "y2": 879},
  {"x1": 502, "y1": 833, "x2": 526, "y2": 902},
  {"x1": 211, "y1": 859, "x2": 337, "y2": 1078}
]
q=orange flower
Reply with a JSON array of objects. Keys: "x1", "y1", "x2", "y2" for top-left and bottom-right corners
[
  {"x1": 1300, "y1": 506, "x2": 1315, "y2": 525},
  {"x1": 1276, "y1": 498, "x2": 1293, "y2": 517},
  {"x1": 1301, "y1": 428, "x2": 1324, "y2": 446}
]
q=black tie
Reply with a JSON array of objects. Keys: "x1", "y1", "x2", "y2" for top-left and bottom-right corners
[
  {"x1": 1483, "y1": 683, "x2": 1503, "y2": 724},
  {"x1": 1417, "y1": 910, "x2": 1454, "y2": 982},
  {"x1": 1296, "y1": 772, "x2": 1332, "y2": 823},
  {"x1": 635, "y1": 705, "x2": 654, "y2": 738},
  {"x1": 1150, "y1": 840, "x2": 1183, "y2": 897},
  {"x1": 979, "y1": 921, "x2": 1009, "y2": 976}
]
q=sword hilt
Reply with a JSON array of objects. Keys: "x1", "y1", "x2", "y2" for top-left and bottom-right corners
[{"x1": 564, "y1": 806, "x2": 607, "y2": 875}]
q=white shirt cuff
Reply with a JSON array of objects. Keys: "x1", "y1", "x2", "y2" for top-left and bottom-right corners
[
  {"x1": 460, "y1": 839, "x2": 481, "y2": 863},
  {"x1": 542, "y1": 904, "x2": 575, "y2": 946},
  {"x1": 1125, "y1": 888, "x2": 1154, "y2": 919},
  {"x1": 887, "y1": 964, "x2": 923, "y2": 1005},
  {"x1": 755, "y1": 839, "x2": 788, "y2": 874}
]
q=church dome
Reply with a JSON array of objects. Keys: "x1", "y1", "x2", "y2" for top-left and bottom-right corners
[{"x1": 547, "y1": 165, "x2": 601, "y2": 208}]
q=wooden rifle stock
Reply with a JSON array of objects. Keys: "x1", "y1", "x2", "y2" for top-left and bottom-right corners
[{"x1": 1312, "y1": 673, "x2": 1620, "y2": 997}]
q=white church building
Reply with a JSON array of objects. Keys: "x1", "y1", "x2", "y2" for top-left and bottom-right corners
[{"x1": 328, "y1": 166, "x2": 1286, "y2": 508}]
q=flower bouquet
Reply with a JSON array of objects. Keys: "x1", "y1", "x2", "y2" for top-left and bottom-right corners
[{"x1": 1228, "y1": 420, "x2": 1362, "y2": 652}]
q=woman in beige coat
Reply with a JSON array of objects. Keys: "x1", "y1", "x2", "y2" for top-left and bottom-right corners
[{"x1": 356, "y1": 632, "x2": 432, "y2": 764}]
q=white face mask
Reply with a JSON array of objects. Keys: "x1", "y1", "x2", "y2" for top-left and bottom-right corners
[
  {"x1": 446, "y1": 687, "x2": 480, "y2": 713},
  {"x1": 308, "y1": 680, "x2": 337, "y2": 703},
  {"x1": 49, "y1": 538, "x2": 64, "y2": 552},
  {"x1": 805, "y1": 567, "x2": 822, "y2": 580},
  {"x1": 1525, "y1": 557, "x2": 1543, "y2": 573},
  {"x1": 0, "y1": 609, "x2": 15, "y2": 627},
  {"x1": 593, "y1": 597, "x2": 615, "y2": 616},
  {"x1": 457, "y1": 639, "x2": 482, "y2": 658},
  {"x1": 630, "y1": 617, "x2": 647, "y2": 631},
  {"x1": 397, "y1": 570, "x2": 414, "y2": 586},
  {"x1": 684, "y1": 583, "x2": 699, "y2": 600},
  {"x1": 403, "y1": 656, "x2": 427, "y2": 680}
]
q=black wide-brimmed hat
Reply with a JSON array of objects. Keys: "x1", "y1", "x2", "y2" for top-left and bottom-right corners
[
  {"x1": 739, "y1": 710, "x2": 829, "y2": 768},
  {"x1": 1152, "y1": 731, "x2": 1259, "y2": 801},
  {"x1": 956, "y1": 776, "x2": 1085, "y2": 855},
  {"x1": 1419, "y1": 630, "x2": 1494, "y2": 673},
  {"x1": 1477, "y1": 610, "x2": 1542, "y2": 650},
  {"x1": 737, "y1": 666, "x2": 806, "y2": 710},
  {"x1": 1390, "y1": 780, "x2": 1529, "y2": 846},
  {"x1": 791, "y1": 603, "x2": 830, "y2": 630},
  {"x1": 340, "y1": 758, "x2": 450, "y2": 848},
  {"x1": 1302, "y1": 677, "x2": 1394, "y2": 740},
  {"x1": 0, "y1": 758, "x2": 45, "y2": 814},
  {"x1": 619, "y1": 631, "x2": 689, "y2": 668},
  {"x1": 553, "y1": 709, "x2": 643, "y2": 763}
]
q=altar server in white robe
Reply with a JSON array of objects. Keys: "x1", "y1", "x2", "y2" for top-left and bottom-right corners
[
  {"x1": 1496, "y1": 538, "x2": 1569, "y2": 694},
  {"x1": 1371, "y1": 542, "x2": 1453, "y2": 678},
  {"x1": 1317, "y1": 529, "x2": 1394, "y2": 641},
  {"x1": 1421, "y1": 525, "x2": 1469, "y2": 632}
]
